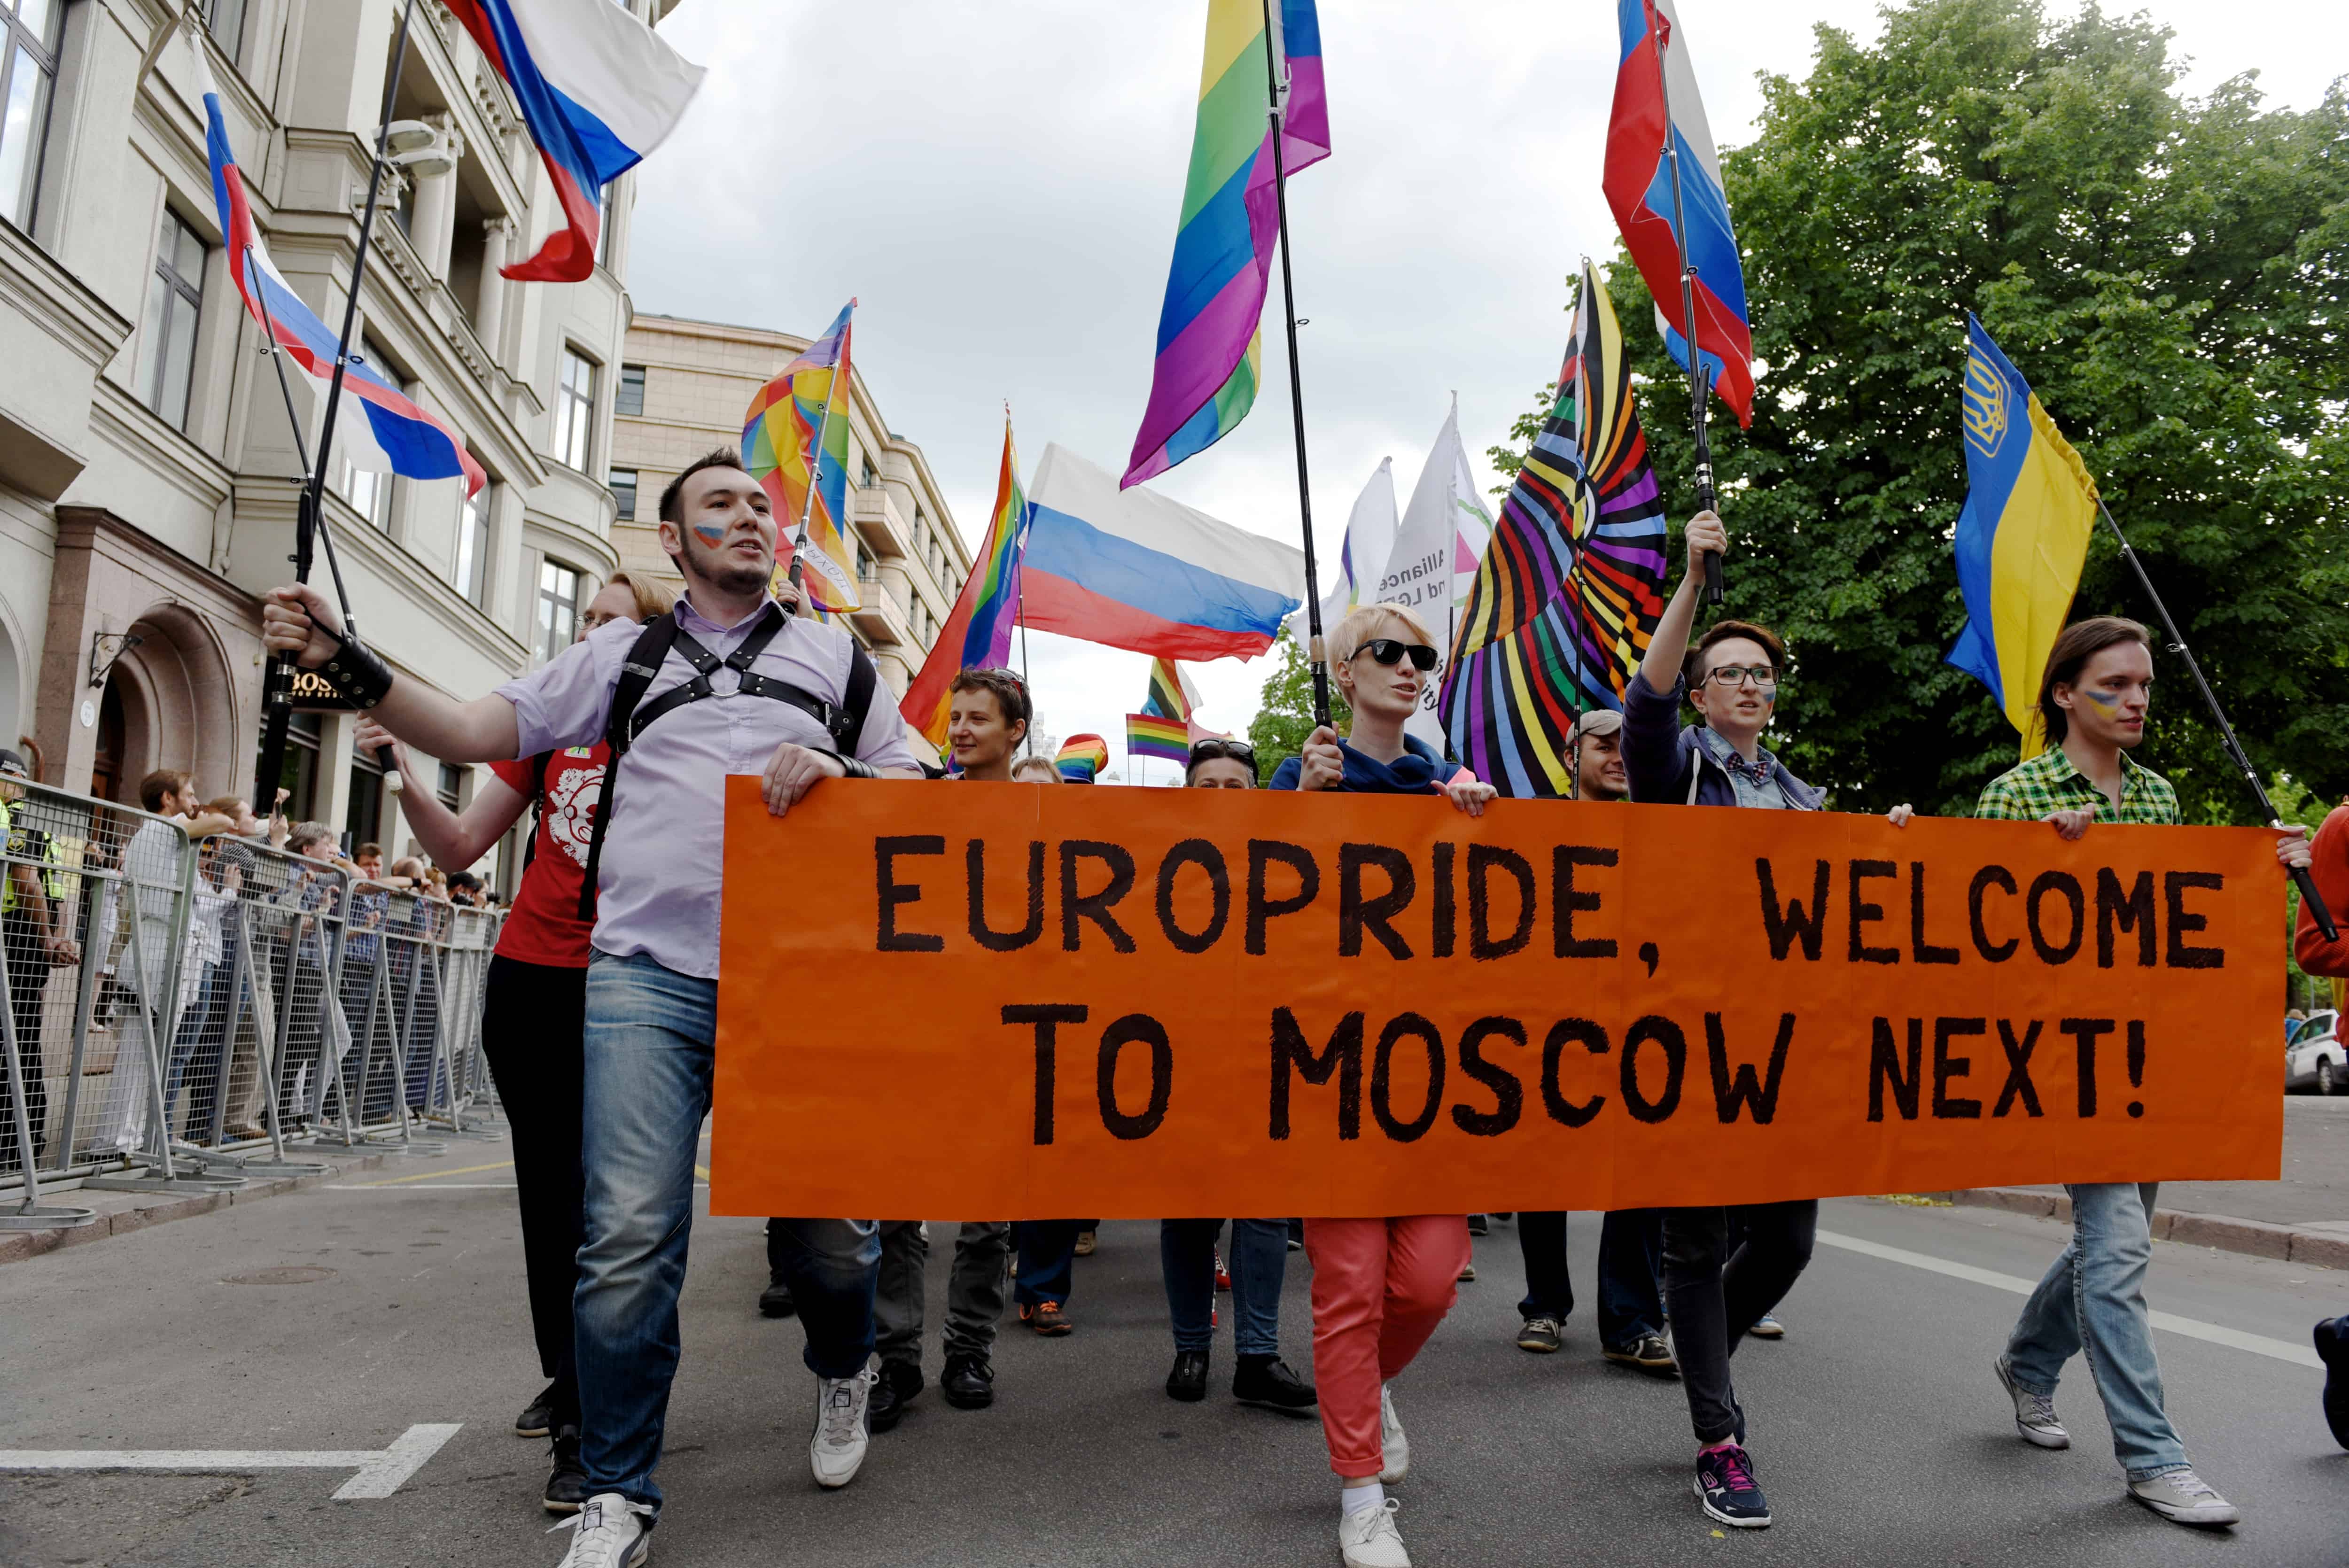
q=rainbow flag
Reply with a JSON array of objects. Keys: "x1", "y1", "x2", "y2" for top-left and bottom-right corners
[
  {"x1": 742, "y1": 300, "x2": 861, "y2": 613},
  {"x1": 1122, "y1": 0, "x2": 1328, "y2": 489},
  {"x1": 1126, "y1": 713, "x2": 1190, "y2": 765},
  {"x1": 1057, "y1": 733, "x2": 1109, "y2": 784},
  {"x1": 1140, "y1": 657, "x2": 1197, "y2": 723},
  {"x1": 900, "y1": 418, "x2": 1033, "y2": 751}
]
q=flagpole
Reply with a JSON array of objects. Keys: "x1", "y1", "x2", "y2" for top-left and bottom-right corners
[
  {"x1": 1652, "y1": 19, "x2": 1726, "y2": 607},
  {"x1": 789, "y1": 337, "x2": 851, "y2": 616},
  {"x1": 2094, "y1": 502, "x2": 2336, "y2": 939},
  {"x1": 1258, "y1": 0, "x2": 1331, "y2": 729}
]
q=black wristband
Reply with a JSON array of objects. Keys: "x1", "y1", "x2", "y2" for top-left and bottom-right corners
[
  {"x1": 836, "y1": 755, "x2": 879, "y2": 781},
  {"x1": 314, "y1": 624, "x2": 395, "y2": 709}
]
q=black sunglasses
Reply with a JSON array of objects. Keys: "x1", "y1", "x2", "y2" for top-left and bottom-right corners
[
  {"x1": 1352, "y1": 638, "x2": 1439, "y2": 672},
  {"x1": 1188, "y1": 737, "x2": 1256, "y2": 763}
]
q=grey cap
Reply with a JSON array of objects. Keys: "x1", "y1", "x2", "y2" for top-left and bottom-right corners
[{"x1": 0, "y1": 749, "x2": 30, "y2": 779}]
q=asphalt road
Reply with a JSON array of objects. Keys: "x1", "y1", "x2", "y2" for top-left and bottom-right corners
[{"x1": 3, "y1": 1141, "x2": 2344, "y2": 1568}]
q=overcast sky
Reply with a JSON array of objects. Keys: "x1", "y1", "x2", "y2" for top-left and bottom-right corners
[{"x1": 630, "y1": 0, "x2": 2343, "y2": 778}]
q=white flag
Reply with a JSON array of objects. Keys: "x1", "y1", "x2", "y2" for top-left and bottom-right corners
[
  {"x1": 1291, "y1": 456, "x2": 1397, "y2": 652},
  {"x1": 1380, "y1": 397, "x2": 1481, "y2": 750}
]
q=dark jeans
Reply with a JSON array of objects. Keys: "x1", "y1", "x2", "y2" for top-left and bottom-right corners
[
  {"x1": 1013, "y1": 1219, "x2": 1086, "y2": 1307},
  {"x1": 1162, "y1": 1218, "x2": 1289, "y2": 1357},
  {"x1": 1516, "y1": 1208, "x2": 1666, "y2": 1349},
  {"x1": 876, "y1": 1219, "x2": 1010, "y2": 1367},
  {"x1": 163, "y1": 961, "x2": 234, "y2": 1144},
  {"x1": 1661, "y1": 1200, "x2": 1817, "y2": 1444},
  {"x1": 480, "y1": 955, "x2": 587, "y2": 1429},
  {"x1": 0, "y1": 912, "x2": 48, "y2": 1169}
]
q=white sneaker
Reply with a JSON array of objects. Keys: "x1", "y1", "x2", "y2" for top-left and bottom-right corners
[
  {"x1": 1338, "y1": 1498, "x2": 1410, "y2": 1568},
  {"x1": 1377, "y1": 1383, "x2": 1409, "y2": 1483},
  {"x1": 1993, "y1": 1354, "x2": 2069, "y2": 1449},
  {"x1": 2128, "y1": 1467, "x2": 2241, "y2": 1527},
  {"x1": 548, "y1": 1493, "x2": 652, "y2": 1568},
  {"x1": 810, "y1": 1366, "x2": 876, "y2": 1488}
]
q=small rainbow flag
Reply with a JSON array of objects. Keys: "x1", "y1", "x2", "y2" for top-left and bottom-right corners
[
  {"x1": 742, "y1": 300, "x2": 861, "y2": 613},
  {"x1": 1126, "y1": 713, "x2": 1190, "y2": 765},
  {"x1": 900, "y1": 417, "x2": 1032, "y2": 751},
  {"x1": 1057, "y1": 733, "x2": 1109, "y2": 784}
]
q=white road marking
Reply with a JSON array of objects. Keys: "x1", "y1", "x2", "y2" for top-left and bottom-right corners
[
  {"x1": 1818, "y1": 1230, "x2": 2321, "y2": 1368},
  {"x1": 0, "y1": 1422, "x2": 462, "y2": 1499}
]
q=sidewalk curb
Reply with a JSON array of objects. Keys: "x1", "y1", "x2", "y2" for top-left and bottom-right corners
[
  {"x1": 0, "y1": 1152, "x2": 388, "y2": 1266},
  {"x1": 1934, "y1": 1187, "x2": 2348, "y2": 1270}
]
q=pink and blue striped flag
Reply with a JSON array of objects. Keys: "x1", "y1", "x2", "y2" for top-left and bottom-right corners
[
  {"x1": 442, "y1": 0, "x2": 704, "y2": 283},
  {"x1": 1122, "y1": 0, "x2": 1328, "y2": 489}
]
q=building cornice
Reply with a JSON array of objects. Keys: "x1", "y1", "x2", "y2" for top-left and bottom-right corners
[{"x1": 0, "y1": 217, "x2": 132, "y2": 369}]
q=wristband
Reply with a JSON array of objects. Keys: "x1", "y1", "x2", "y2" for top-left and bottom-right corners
[
  {"x1": 836, "y1": 755, "x2": 879, "y2": 781},
  {"x1": 313, "y1": 623, "x2": 395, "y2": 709}
]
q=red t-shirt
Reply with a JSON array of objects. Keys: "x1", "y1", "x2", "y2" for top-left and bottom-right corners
[{"x1": 488, "y1": 744, "x2": 609, "y2": 969}]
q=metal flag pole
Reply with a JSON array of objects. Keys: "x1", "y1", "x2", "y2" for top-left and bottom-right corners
[
  {"x1": 1257, "y1": 0, "x2": 1331, "y2": 729},
  {"x1": 253, "y1": 0, "x2": 420, "y2": 813},
  {"x1": 2094, "y1": 501, "x2": 2337, "y2": 939},
  {"x1": 1651, "y1": 16, "x2": 1725, "y2": 607}
]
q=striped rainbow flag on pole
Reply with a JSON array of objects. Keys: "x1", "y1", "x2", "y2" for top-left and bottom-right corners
[
  {"x1": 742, "y1": 301, "x2": 862, "y2": 613},
  {"x1": 1122, "y1": 0, "x2": 1328, "y2": 489},
  {"x1": 1126, "y1": 713, "x2": 1191, "y2": 765},
  {"x1": 900, "y1": 417, "x2": 1033, "y2": 751}
]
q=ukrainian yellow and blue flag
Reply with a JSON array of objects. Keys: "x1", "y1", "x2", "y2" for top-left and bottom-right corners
[{"x1": 1945, "y1": 315, "x2": 2100, "y2": 759}]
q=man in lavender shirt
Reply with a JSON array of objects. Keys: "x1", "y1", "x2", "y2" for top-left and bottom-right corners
[{"x1": 263, "y1": 450, "x2": 922, "y2": 1567}]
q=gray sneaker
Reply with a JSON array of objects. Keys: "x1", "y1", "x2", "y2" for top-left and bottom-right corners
[
  {"x1": 1516, "y1": 1316, "x2": 1562, "y2": 1353},
  {"x1": 1993, "y1": 1354, "x2": 2069, "y2": 1449},
  {"x1": 2128, "y1": 1468, "x2": 2241, "y2": 1527}
]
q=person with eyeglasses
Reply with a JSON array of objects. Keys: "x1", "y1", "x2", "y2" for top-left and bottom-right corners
[{"x1": 1271, "y1": 602, "x2": 1493, "y2": 1568}]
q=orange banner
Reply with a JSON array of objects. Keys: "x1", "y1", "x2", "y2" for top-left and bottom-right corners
[{"x1": 712, "y1": 780, "x2": 2281, "y2": 1219}]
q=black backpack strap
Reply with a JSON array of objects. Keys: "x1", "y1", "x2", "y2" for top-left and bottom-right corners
[
  {"x1": 576, "y1": 611, "x2": 686, "y2": 922},
  {"x1": 837, "y1": 642, "x2": 879, "y2": 754},
  {"x1": 520, "y1": 750, "x2": 554, "y2": 874}
]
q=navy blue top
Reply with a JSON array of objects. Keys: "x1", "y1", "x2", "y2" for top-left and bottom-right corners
[{"x1": 1270, "y1": 733, "x2": 1465, "y2": 795}]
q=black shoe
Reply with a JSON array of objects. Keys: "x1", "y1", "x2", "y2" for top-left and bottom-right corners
[
  {"x1": 1694, "y1": 1443, "x2": 1771, "y2": 1528},
  {"x1": 1232, "y1": 1354, "x2": 1316, "y2": 1412},
  {"x1": 1166, "y1": 1349, "x2": 1210, "y2": 1403},
  {"x1": 758, "y1": 1278, "x2": 797, "y2": 1319},
  {"x1": 2318, "y1": 1316, "x2": 2349, "y2": 1451},
  {"x1": 941, "y1": 1353, "x2": 995, "y2": 1410},
  {"x1": 514, "y1": 1380, "x2": 559, "y2": 1438},
  {"x1": 1466, "y1": 1213, "x2": 1489, "y2": 1236},
  {"x1": 869, "y1": 1359, "x2": 923, "y2": 1433},
  {"x1": 542, "y1": 1425, "x2": 589, "y2": 1514}
]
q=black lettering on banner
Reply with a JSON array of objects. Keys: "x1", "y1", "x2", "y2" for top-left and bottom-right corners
[
  {"x1": 1704, "y1": 1012, "x2": 1794, "y2": 1124},
  {"x1": 1540, "y1": 1018, "x2": 1608, "y2": 1127},
  {"x1": 2027, "y1": 872, "x2": 2085, "y2": 964},
  {"x1": 1002, "y1": 1003, "x2": 1087, "y2": 1145},
  {"x1": 1756, "y1": 858, "x2": 1831, "y2": 961},
  {"x1": 1993, "y1": 1019, "x2": 2044, "y2": 1118},
  {"x1": 2126, "y1": 1019, "x2": 2147, "y2": 1118},
  {"x1": 1338, "y1": 844, "x2": 1416, "y2": 960},
  {"x1": 1910, "y1": 863, "x2": 1960, "y2": 964},
  {"x1": 2060, "y1": 1017, "x2": 2114, "y2": 1117},
  {"x1": 1096, "y1": 1013, "x2": 1172, "y2": 1140},
  {"x1": 1269, "y1": 1007, "x2": 1361, "y2": 1141},
  {"x1": 1431, "y1": 842, "x2": 1457, "y2": 958},
  {"x1": 1933, "y1": 1017, "x2": 1985, "y2": 1119},
  {"x1": 1869, "y1": 1017, "x2": 1922, "y2": 1121},
  {"x1": 1248, "y1": 840, "x2": 1321, "y2": 955},
  {"x1": 1154, "y1": 838, "x2": 1231, "y2": 955},
  {"x1": 2095, "y1": 869, "x2": 2156, "y2": 969},
  {"x1": 1969, "y1": 866, "x2": 2019, "y2": 962},
  {"x1": 1618, "y1": 1015, "x2": 1686, "y2": 1124},
  {"x1": 876, "y1": 835, "x2": 946, "y2": 952},
  {"x1": 1452, "y1": 1017, "x2": 1525, "y2": 1136},
  {"x1": 966, "y1": 839, "x2": 1045, "y2": 952},
  {"x1": 1848, "y1": 859, "x2": 1899, "y2": 964},
  {"x1": 2163, "y1": 872, "x2": 2225, "y2": 969},
  {"x1": 1059, "y1": 840, "x2": 1136, "y2": 953},
  {"x1": 1468, "y1": 845, "x2": 1535, "y2": 960},
  {"x1": 1370, "y1": 1013, "x2": 1446, "y2": 1142},
  {"x1": 1552, "y1": 846, "x2": 1618, "y2": 958}
]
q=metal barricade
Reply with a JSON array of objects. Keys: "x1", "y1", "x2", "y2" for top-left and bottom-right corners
[{"x1": 429, "y1": 905, "x2": 503, "y2": 1136}]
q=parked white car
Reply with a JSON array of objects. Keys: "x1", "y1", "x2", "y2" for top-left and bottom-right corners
[{"x1": 2286, "y1": 1009, "x2": 2344, "y2": 1094}]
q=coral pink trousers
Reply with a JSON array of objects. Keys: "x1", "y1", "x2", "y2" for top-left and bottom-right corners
[{"x1": 1303, "y1": 1215, "x2": 1472, "y2": 1477}]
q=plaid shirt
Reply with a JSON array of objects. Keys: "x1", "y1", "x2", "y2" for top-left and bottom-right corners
[{"x1": 1974, "y1": 745, "x2": 2180, "y2": 826}]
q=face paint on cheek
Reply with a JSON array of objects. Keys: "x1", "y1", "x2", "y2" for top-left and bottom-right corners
[
  {"x1": 692, "y1": 523, "x2": 725, "y2": 548},
  {"x1": 2081, "y1": 687, "x2": 2126, "y2": 715}
]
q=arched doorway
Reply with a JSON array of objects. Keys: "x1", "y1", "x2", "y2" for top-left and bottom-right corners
[
  {"x1": 98, "y1": 604, "x2": 242, "y2": 802},
  {"x1": 89, "y1": 680, "x2": 127, "y2": 802}
]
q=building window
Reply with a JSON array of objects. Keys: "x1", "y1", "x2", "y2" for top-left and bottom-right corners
[
  {"x1": 204, "y1": 0, "x2": 247, "y2": 60},
  {"x1": 455, "y1": 485, "x2": 492, "y2": 605},
  {"x1": 264, "y1": 710, "x2": 322, "y2": 822},
  {"x1": 346, "y1": 745, "x2": 384, "y2": 850},
  {"x1": 608, "y1": 467, "x2": 638, "y2": 521},
  {"x1": 537, "y1": 559, "x2": 581, "y2": 662},
  {"x1": 553, "y1": 348, "x2": 596, "y2": 470},
  {"x1": 137, "y1": 209, "x2": 206, "y2": 431},
  {"x1": 615, "y1": 364, "x2": 646, "y2": 417},
  {"x1": 0, "y1": 0, "x2": 63, "y2": 230},
  {"x1": 436, "y1": 762, "x2": 462, "y2": 815},
  {"x1": 860, "y1": 453, "x2": 877, "y2": 489}
]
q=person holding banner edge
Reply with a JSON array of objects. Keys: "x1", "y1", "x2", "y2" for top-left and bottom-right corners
[
  {"x1": 2289, "y1": 798, "x2": 2349, "y2": 1452},
  {"x1": 261, "y1": 449, "x2": 924, "y2": 1568}
]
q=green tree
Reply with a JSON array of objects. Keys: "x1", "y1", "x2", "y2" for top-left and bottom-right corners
[
  {"x1": 1249, "y1": 637, "x2": 1352, "y2": 783},
  {"x1": 1502, "y1": 0, "x2": 2349, "y2": 818}
]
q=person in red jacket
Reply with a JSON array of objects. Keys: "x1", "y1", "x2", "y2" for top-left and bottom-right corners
[{"x1": 2290, "y1": 798, "x2": 2349, "y2": 1451}]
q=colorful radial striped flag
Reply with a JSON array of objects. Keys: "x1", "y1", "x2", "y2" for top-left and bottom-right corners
[
  {"x1": 742, "y1": 302, "x2": 861, "y2": 613},
  {"x1": 1439, "y1": 261, "x2": 1669, "y2": 797},
  {"x1": 900, "y1": 417, "x2": 1034, "y2": 752},
  {"x1": 1122, "y1": 0, "x2": 1328, "y2": 489}
]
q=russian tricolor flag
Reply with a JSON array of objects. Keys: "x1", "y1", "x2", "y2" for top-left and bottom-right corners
[
  {"x1": 1602, "y1": 0, "x2": 1755, "y2": 427},
  {"x1": 200, "y1": 60, "x2": 483, "y2": 495},
  {"x1": 441, "y1": 0, "x2": 705, "y2": 283}
]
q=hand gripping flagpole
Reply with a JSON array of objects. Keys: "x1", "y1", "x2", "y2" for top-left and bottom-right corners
[
  {"x1": 1259, "y1": 0, "x2": 1331, "y2": 729},
  {"x1": 1651, "y1": 14, "x2": 1725, "y2": 607},
  {"x1": 2095, "y1": 502, "x2": 2337, "y2": 940},
  {"x1": 253, "y1": 0, "x2": 420, "y2": 814}
]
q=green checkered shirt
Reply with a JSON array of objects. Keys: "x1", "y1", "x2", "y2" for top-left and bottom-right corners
[{"x1": 1973, "y1": 745, "x2": 2180, "y2": 826}]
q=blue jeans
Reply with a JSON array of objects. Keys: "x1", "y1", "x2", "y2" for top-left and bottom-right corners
[
  {"x1": 576, "y1": 952, "x2": 879, "y2": 1513},
  {"x1": 162, "y1": 962, "x2": 233, "y2": 1141},
  {"x1": 1013, "y1": 1219, "x2": 1084, "y2": 1307},
  {"x1": 1162, "y1": 1219, "x2": 1289, "y2": 1358},
  {"x1": 1516, "y1": 1209, "x2": 1666, "y2": 1349},
  {"x1": 2005, "y1": 1181, "x2": 2187, "y2": 1479}
]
